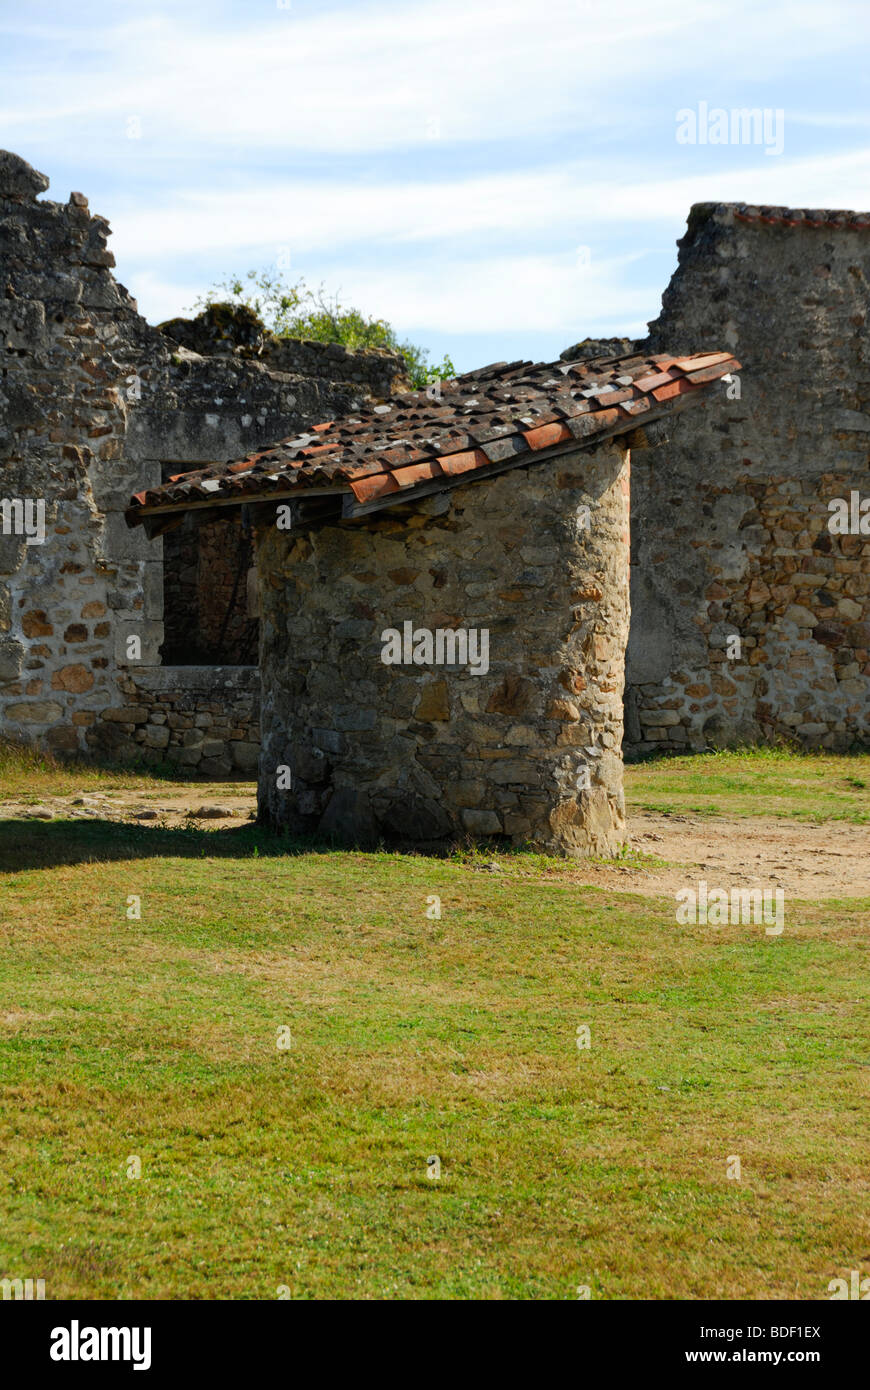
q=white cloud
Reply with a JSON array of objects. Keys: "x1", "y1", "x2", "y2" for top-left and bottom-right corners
[
  {"x1": 123, "y1": 247, "x2": 653, "y2": 336},
  {"x1": 297, "y1": 251, "x2": 652, "y2": 335},
  {"x1": 1, "y1": 0, "x2": 867, "y2": 156},
  {"x1": 7, "y1": 0, "x2": 869, "y2": 355},
  {"x1": 107, "y1": 145, "x2": 870, "y2": 271}
]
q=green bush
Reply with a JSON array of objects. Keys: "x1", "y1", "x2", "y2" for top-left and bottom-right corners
[{"x1": 193, "y1": 270, "x2": 455, "y2": 391}]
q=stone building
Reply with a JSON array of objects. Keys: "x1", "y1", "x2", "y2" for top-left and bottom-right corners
[
  {"x1": 127, "y1": 349, "x2": 737, "y2": 853},
  {"x1": 625, "y1": 201, "x2": 870, "y2": 754},
  {"x1": 0, "y1": 150, "x2": 404, "y2": 771},
  {"x1": 5, "y1": 144, "x2": 865, "y2": 791}
]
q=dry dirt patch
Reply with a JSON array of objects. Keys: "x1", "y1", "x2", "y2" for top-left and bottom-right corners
[{"x1": 612, "y1": 810, "x2": 870, "y2": 900}]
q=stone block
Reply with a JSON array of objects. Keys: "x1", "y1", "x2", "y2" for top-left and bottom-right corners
[
  {"x1": 639, "y1": 708, "x2": 681, "y2": 726},
  {"x1": 200, "y1": 755, "x2": 234, "y2": 776},
  {"x1": 50, "y1": 663, "x2": 94, "y2": 693},
  {"x1": 0, "y1": 638, "x2": 25, "y2": 681},
  {"x1": 101, "y1": 510, "x2": 150, "y2": 564},
  {"x1": 461, "y1": 808, "x2": 502, "y2": 836},
  {"x1": 168, "y1": 745, "x2": 202, "y2": 766},
  {"x1": 113, "y1": 620, "x2": 163, "y2": 667},
  {"x1": 231, "y1": 740, "x2": 260, "y2": 771},
  {"x1": 101, "y1": 706, "x2": 149, "y2": 723},
  {"x1": 4, "y1": 700, "x2": 63, "y2": 723},
  {"x1": 317, "y1": 787, "x2": 379, "y2": 848},
  {"x1": 414, "y1": 680, "x2": 449, "y2": 721}
]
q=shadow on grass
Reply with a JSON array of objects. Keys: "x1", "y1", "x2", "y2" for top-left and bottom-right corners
[
  {"x1": 0, "y1": 816, "x2": 317, "y2": 872},
  {"x1": 0, "y1": 816, "x2": 525, "y2": 873},
  {"x1": 0, "y1": 815, "x2": 614, "y2": 876}
]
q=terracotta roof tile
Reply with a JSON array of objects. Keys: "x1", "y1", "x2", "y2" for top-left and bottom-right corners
[
  {"x1": 726, "y1": 202, "x2": 870, "y2": 232},
  {"x1": 438, "y1": 448, "x2": 490, "y2": 475},
  {"x1": 683, "y1": 361, "x2": 739, "y2": 385},
  {"x1": 651, "y1": 376, "x2": 696, "y2": 402},
  {"x1": 672, "y1": 351, "x2": 733, "y2": 372},
  {"x1": 126, "y1": 347, "x2": 740, "y2": 525},
  {"x1": 349, "y1": 472, "x2": 400, "y2": 504},
  {"x1": 633, "y1": 369, "x2": 679, "y2": 392},
  {"x1": 590, "y1": 386, "x2": 635, "y2": 407},
  {"x1": 523, "y1": 421, "x2": 573, "y2": 450},
  {"x1": 391, "y1": 459, "x2": 443, "y2": 488},
  {"x1": 619, "y1": 396, "x2": 652, "y2": 417}
]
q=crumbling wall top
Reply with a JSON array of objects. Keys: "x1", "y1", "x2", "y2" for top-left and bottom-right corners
[
  {"x1": 679, "y1": 200, "x2": 870, "y2": 248},
  {"x1": 158, "y1": 303, "x2": 409, "y2": 395},
  {"x1": 0, "y1": 150, "x2": 50, "y2": 202}
]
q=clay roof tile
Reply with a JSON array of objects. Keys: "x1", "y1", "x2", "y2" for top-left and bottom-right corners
[{"x1": 125, "y1": 348, "x2": 741, "y2": 524}]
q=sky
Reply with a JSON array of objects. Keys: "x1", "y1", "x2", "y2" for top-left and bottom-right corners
[{"x1": 2, "y1": 0, "x2": 870, "y2": 373}]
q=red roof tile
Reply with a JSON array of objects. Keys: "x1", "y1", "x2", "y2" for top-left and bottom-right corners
[
  {"x1": 672, "y1": 352, "x2": 734, "y2": 372},
  {"x1": 438, "y1": 448, "x2": 489, "y2": 476},
  {"x1": 391, "y1": 459, "x2": 443, "y2": 488},
  {"x1": 523, "y1": 421, "x2": 573, "y2": 450},
  {"x1": 651, "y1": 376, "x2": 695, "y2": 402},
  {"x1": 726, "y1": 202, "x2": 870, "y2": 232},
  {"x1": 126, "y1": 347, "x2": 740, "y2": 525},
  {"x1": 349, "y1": 472, "x2": 400, "y2": 504}
]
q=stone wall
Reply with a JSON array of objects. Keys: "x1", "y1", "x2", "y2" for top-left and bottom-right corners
[
  {"x1": 88, "y1": 665, "x2": 260, "y2": 773},
  {"x1": 0, "y1": 149, "x2": 405, "y2": 766},
  {"x1": 255, "y1": 440, "x2": 630, "y2": 855},
  {"x1": 626, "y1": 203, "x2": 870, "y2": 754},
  {"x1": 159, "y1": 305, "x2": 407, "y2": 400},
  {"x1": 0, "y1": 151, "x2": 147, "y2": 756}
]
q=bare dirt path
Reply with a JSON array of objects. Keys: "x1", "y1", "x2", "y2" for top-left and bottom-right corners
[
  {"x1": 2, "y1": 785, "x2": 868, "y2": 900},
  {"x1": 613, "y1": 810, "x2": 869, "y2": 901}
]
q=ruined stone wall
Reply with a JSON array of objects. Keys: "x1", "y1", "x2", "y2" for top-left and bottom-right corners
[
  {"x1": 0, "y1": 149, "x2": 405, "y2": 766},
  {"x1": 117, "y1": 666, "x2": 259, "y2": 774},
  {"x1": 255, "y1": 440, "x2": 630, "y2": 856},
  {"x1": 0, "y1": 152, "x2": 148, "y2": 755},
  {"x1": 159, "y1": 308, "x2": 406, "y2": 400},
  {"x1": 626, "y1": 203, "x2": 870, "y2": 753}
]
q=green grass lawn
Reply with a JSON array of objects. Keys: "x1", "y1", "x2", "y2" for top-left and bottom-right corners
[
  {"x1": 627, "y1": 747, "x2": 870, "y2": 824},
  {"x1": 0, "y1": 747, "x2": 868, "y2": 1300}
]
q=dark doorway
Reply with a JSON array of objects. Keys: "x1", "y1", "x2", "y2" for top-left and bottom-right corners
[{"x1": 160, "y1": 503, "x2": 258, "y2": 666}]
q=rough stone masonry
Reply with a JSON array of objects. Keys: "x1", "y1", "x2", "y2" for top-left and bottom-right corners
[
  {"x1": 625, "y1": 202, "x2": 870, "y2": 754},
  {"x1": 127, "y1": 348, "x2": 737, "y2": 854},
  {"x1": 255, "y1": 442, "x2": 631, "y2": 854},
  {"x1": 4, "y1": 149, "x2": 866, "y2": 792},
  {"x1": 0, "y1": 149, "x2": 405, "y2": 769}
]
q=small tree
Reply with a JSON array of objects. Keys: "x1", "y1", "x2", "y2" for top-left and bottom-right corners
[{"x1": 192, "y1": 270, "x2": 455, "y2": 391}]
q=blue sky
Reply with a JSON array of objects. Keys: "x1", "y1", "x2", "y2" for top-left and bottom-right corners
[{"x1": 2, "y1": 0, "x2": 870, "y2": 372}]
